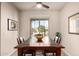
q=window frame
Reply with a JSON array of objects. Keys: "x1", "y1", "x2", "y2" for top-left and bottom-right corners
[{"x1": 30, "y1": 18, "x2": 49, "y2": 36}]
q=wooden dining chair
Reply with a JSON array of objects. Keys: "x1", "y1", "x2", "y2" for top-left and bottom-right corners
[
  {"x1": 17, "y1": 37, "x2": 36, "y2": 56},
  {"x1": 43, "y1": 38, "x2": 61, "y2": 56},
  {"x1": 54, "y1": 36, "x2": 61, "y2": 44},
  {"x1": 17, "y1": 37, "x2": 25, "y2": 44}
]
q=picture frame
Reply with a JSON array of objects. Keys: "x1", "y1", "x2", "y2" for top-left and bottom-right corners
[
  {"x1": 7, "y1": 19, "x2": 17, "y2": 31},
  {"x1": 68, "y1": 12, "x2": 79, "y2": 34}
]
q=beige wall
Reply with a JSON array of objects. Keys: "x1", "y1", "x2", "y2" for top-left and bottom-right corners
[
  {"x1": 1, "y1": 3, "x2": 19, "y2": 56},
  {"x1": 60, "y1": 2, "x2": 79, "y2": 56},
  {"x1": 19, "y1": 10, "x2": 60, "y2": 40}
]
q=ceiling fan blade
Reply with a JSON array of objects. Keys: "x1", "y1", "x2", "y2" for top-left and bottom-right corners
[
  {"x1": 42, "y1": 4, "x2": 49, "y2": 8},
  {"x1": 36, "y1": 2, "x2": 49, "y2": 9}
]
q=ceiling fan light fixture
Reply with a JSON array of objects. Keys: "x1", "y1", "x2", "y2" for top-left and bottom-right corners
[{"x1": 36, "y1": 3, "x2": 42, "y2": 8}]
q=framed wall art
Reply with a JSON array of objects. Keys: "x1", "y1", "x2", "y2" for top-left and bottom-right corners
[
  {"x1": 68, "y1": 12, "x2": 79, "y2": 34},
  {"x1": 7, "y1": 19, "x2": 17, "y2": 31}
]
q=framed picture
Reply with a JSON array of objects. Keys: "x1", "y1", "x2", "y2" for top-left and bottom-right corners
[
  {"x1": 68, "y1": 12, "x2": 79, "y2": 34},
  {"x1": 7, "y1": 19, "x2": 17, "y2": 31}
]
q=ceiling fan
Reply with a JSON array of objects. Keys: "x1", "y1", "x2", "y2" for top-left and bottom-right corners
[{"x1": 35, "y1": 2, "x2": 49, "y2": 9}]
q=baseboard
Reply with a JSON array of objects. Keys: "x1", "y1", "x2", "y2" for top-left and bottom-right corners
[
  {"x1": 8, "y1": 49, "x2": 17, "y2": 56},
  {"x1": 62, "y1": 49, "x2": 71, "y2": 56}
]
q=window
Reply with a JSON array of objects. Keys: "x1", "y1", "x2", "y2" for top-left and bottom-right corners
[{"x1": 31, "y1": 19, "x2": 48, "y2": 36}]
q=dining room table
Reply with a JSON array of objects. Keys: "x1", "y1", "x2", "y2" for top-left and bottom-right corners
[{"x1": 14, "y1": 36, "x2": 65, "y2": 56}]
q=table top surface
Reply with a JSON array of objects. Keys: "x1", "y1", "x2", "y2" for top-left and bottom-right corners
[{"x1": 15, "y1": 36, "x2": 65, "y2": 48}]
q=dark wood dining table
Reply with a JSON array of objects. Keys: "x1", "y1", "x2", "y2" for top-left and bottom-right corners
[{"x1": 14, "y1": 38, "x2": 65, "y2": 56}]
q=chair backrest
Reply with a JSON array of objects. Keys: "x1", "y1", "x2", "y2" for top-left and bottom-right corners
[
  {"x1": 17, "y1": 37, "x2": 25, "y2": 44},
  {"x1": 54, "y1": 36, "x2": 61, "y2": 44},
  {"x1": 56, "y1": 37, "x2": 61, "y2": 44}
]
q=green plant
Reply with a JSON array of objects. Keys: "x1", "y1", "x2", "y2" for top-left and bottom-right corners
[{"x1": 56, "y1": 32, "x2": 61, "y2": 37}]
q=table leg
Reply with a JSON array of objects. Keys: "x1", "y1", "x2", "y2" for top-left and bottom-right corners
[
  {"x1": 56, "y1": 48, "x2": 61, "y2": 56},
  {"x1": 17, "y1": 48, "x2": 23, "y2": 56}
]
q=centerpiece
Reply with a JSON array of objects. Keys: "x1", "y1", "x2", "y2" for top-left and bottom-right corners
[{"x1": 35, "y1": 34, "x2": 43, "y2": 42}]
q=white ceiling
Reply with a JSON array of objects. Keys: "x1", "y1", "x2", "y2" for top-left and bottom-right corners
[{"x1": 12, "y1": 2, "x2": 67, "y2": 11}]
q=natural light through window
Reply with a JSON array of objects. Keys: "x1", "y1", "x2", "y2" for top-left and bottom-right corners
[{"x1": 31, "y1": 19, "x2": 48, "y2": 37}]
